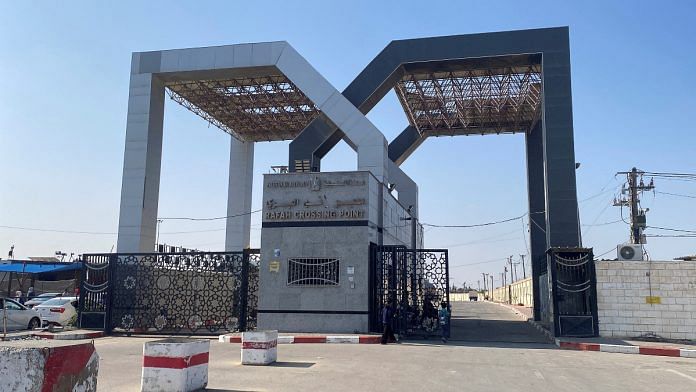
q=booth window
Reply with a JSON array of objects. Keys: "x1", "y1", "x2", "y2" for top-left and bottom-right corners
[{"x1": 287, "y1": 258, "x2": 339, "y2": 286}]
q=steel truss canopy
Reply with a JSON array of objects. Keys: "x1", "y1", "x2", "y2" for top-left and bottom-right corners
[
  {"x1": 165, "y1": 74, "x2": 321, "y2": 142},
  {"x1": 394, "y1": 55, "x2": 542, "y2": 136}
]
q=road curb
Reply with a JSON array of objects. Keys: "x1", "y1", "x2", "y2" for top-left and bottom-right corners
[
  {"x1": 32, "y1": 331, "x2": 105, "y2": 340},
  {"x1": 218, "y1": 334, "x2": 381, "y2": 344},
  {"x1": 556, "y1": 339, "x2": 696, "y2": 359}
]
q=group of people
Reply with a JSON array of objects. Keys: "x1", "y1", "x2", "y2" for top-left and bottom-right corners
[
  {"x1": 12, "y1": 287, "x2": 36, "y2": 304},
  {"x1": 381, "y1": 301, "x2": 451, "y2": 344},
  {"x1": 11, "y1": 287, "x2": 76, "y2": 305}
]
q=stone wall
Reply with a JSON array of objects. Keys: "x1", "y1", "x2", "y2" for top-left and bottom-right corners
[
  {"x1": 491, "y1": 277, "x2": 533, "y2": 307},
  {"x1": 596, "y1": 260, "x2": 696, "y2": 341}
]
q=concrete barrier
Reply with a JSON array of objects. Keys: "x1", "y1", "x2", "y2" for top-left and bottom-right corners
[
  {"x1": 241, "y1": 330, "x2": 278, "y2": 365},
  {"x1": 0, "y1": 341, "x2": 99, "y2": 391},
  {"x1": 141, "y1": 338, "x2": 210, "y2": 392}
]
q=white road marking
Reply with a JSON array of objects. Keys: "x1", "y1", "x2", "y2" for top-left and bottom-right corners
[
  {"x1": 534, "y1": 370, "x2": 545, "y2": 380},
  {"x1": 664, "y1": 368, "x2": 696, "y2": 383}
]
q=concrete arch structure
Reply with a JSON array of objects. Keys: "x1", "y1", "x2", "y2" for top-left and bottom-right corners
[
  {"x1": 288, "y1": 27, "x2": 582, "y2": 321},
  {"x1": 117, "y1": 41, "x2": 391, "y2": 253}
]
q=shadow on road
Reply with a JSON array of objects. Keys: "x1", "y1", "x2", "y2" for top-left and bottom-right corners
[{"x1": 268, "y1": 361, "x2": 316, "y2": 368}]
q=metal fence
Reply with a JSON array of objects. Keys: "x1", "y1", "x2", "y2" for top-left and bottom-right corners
[
  {"x1": 370, "y1": 245, "x2": 449, "y2": 337},
  {"x1": 548, "y1": 247, "x2": 598, "y2": 337},
  {"x1": 79, "y1": 250, "x2": 259, "y2": 335}
]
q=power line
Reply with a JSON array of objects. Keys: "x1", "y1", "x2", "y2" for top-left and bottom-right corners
[
  {"x1": 594, "y1": 247, "x2": 615, "y2": 259},
  {"x1": 422, "y1": 214, "x2": 525, "y2": 228},
  {"x1": 647, "y1": 225, "x2": 696, "y2": 234},
  {"x1": 655, "y1": 191, "x2": 696, "y2": 199},
  {"x1": 645, "y1": 234, "x2": 696, "y2": 238},
  {"x1": 450, "y1": 257, "x2": 509, "y2": 268},
  {"x1": 158, "y1": 209, "x2": 262, "y2": 221},
  {"x1": 439, "y1": 228, "x2": 520, "y2": 248},
  {"x1": 582, "y1": 219, "x2": 623, "y2": 227},
  {"x1": 0, "y1": 225, "x2": 116, "y2": 235},
  {"x1": 422, "y1": 211, "x2": 545, "y2": 229}
]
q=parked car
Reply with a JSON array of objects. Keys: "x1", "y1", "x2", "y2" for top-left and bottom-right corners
[
  {"x1": 0, "y1": 297, "x2": 43, "y2": 331},
  {"x1": 35, "y1": 296, "x2": 78, "y2": 327},
  {"x1": 24, "y1": 292, "x2": 62, "y2": 308}
]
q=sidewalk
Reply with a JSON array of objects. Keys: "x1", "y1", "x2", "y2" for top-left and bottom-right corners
[
  {"x1": 489, "y1": 301, "x2": 696, "y2": 359},
  {"x1": 557, "y1": 336, "x2": 696, "y2": 358}
]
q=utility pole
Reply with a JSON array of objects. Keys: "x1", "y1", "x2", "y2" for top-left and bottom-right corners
[
  {"x1": 614, "y1": 167, "x2": 654, "y2": 244},
  {"x1": 490, "y1": 275, "x2": 494, "y2": 301},
  {"x1": 477, "y1": 280, "x2": 480, "y2": 291},
  {"x1": 520, "y1": 255, "x2": 527, "y2": 279},
  {"x1": 508, "y1": 256, "x2": 515, "y2": 284}
]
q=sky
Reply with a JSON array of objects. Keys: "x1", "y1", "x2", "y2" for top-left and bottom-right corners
[{"x1": 1, "y1": 0, "x2": 695, "y2": 289}]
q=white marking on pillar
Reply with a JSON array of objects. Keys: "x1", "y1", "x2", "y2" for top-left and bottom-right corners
[{"x1": 225, "y1": 136, "x2": 254, "y2": 251}]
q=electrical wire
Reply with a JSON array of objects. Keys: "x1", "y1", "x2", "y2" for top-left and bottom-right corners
[
  {"x1": 450, "y1": 257, "x2": 509, "y2": 268},
  {"x1": 421, "y1": 211, "x2": 545, "y2": 229},
  {"x1": 0, "y1": 225, "x2": 116, "y2": 235},
  {"x1": 655, "y1": 191, "x2": 696, "y2": 199},
  {"x1": 594, "y1": 247, "x2": 616, "y2": 259},
  {"x1": 647, "y1": 225, "x2": 696, "y2": 234},
  {"x1": 645, "y1": 234, "x2": 696, "y2": 238},
  {"x1": 582, "y1": 219, "x2": 623, "y2": 227},
  {"x1": 158, "y1": 209, "x2": 262, "y2": 221}
]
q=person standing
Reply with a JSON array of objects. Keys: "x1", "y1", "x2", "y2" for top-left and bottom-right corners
[
  {"x1": 381, "y1": 303, "x2": 396, "y2": 344},
  {"x1": 438, "y1": 302, "x2": 450, "y2": 343},
  {"x1": 27, "y1": 287, "x2": 35, "y2": 300}
]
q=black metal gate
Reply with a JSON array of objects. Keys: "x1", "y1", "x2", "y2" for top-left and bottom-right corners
[
  {"x1": 79, "y1": 250, "x2": 259, "y2": 334},
  {"x1": 548, "y1": 247, "x2": 598, "y2": 337},
  {"x1": 369, "y1": 244, "x2": 449, "y2": 337}
]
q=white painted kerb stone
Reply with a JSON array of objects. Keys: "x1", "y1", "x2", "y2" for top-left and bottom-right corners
[
  {"x1": 241, "y1": 330, "x2": 278, "y2": 365},
  {"x1": 141, "y1": 338, "x2": 210, "y2": 392}
]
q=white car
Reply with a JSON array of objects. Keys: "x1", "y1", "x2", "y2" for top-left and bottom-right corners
[
  {"x1": 0, "y1": 297, "x2": 43, "y2": 331},
  {"x1": 24, "y1": 292, "x2": 62, "y2": 308},
  {"x1": 35, "y1": 297, "x2": 78, "y2": 327}
]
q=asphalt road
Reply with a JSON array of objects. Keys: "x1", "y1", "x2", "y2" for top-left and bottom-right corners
[
  {"x1": 448, "y1": 301, "x2": 549, "y2": 343},
  {"x1": 90, "y1": 302, "x2": 696, "y2": 391},
  {"x1": 94, "y1": 335, "x2": 696, "y2": 391}
]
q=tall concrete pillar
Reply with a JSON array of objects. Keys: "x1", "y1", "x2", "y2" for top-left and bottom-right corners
[
  {"x1": 525, "y1": 122, "x2": 548, "y2": 321},
  {"x1": 116, "y1": 71, "x2": 165, "y2": 253},
  {"x1": 225, "y1": 137, "x2": 254, "y2": 251},
  {"x1": 541, "y1": 52, "x2": 582, "y2": 248}
]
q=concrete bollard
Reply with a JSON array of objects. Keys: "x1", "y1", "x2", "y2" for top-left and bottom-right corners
[
  {"x1": 141, "y1": 338, "x2": 210, "y2": 392},
  {"x1": 0, "y1": 341, "x2": 99, "y2": 391},
  {"x1": 241, "y1": 330, "x2": 278, "y2": 365}
]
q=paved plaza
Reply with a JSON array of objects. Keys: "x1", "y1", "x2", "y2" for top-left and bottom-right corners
[{"x1": 90, "y1": 302, "x2": 696, "y2": 391}]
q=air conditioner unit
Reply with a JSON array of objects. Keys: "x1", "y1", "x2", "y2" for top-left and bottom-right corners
[{"x1": 617, "y1": 244, "x2": 643, "y2": 261}]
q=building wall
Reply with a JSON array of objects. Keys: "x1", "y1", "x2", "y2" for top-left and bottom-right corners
[
  {"x1": 596, "y1": 260, "x2": 696, "y2": 340},
  {"x1": 258, "y1": 172, "x2": 381, "y2": 333},
  {"x1": 381, "y1": 187, "x2": 412, "y2": 246}
]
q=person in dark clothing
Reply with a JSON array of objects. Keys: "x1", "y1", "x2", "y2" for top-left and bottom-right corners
[{"x1": 381, "y1": 304, "x2": 397, "y2": 344}]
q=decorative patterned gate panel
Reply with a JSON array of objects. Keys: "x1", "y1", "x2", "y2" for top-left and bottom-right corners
[
  {"x1": 548, "y1": 247, "x2": 598, "y2": 337},
  {"x1": 80, "y1": 250, "x2": 259, "y2": 334},
  {"x1": 370, "y1": 245, "x2": 449, "y2": 337},
  {"x1": 78, "y1": 254, "x2": 111, "y2": 329}
]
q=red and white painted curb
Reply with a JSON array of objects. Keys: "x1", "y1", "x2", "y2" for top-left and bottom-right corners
[
  {"x1": 557, "y1": 339, "x2": 696, "y2": 359},
  {"x1": 219, "y1": 334, "x2": 381, "y2": 344},
  {"x1": 32, "y1": 331, "x2": 105, "y2": 340},
  {"x1": 0, "y1": 342, "x2": 99, "y2": 391},
  {"x1": 141, "y1": 339, "x2": 210, "y2": 392}
]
